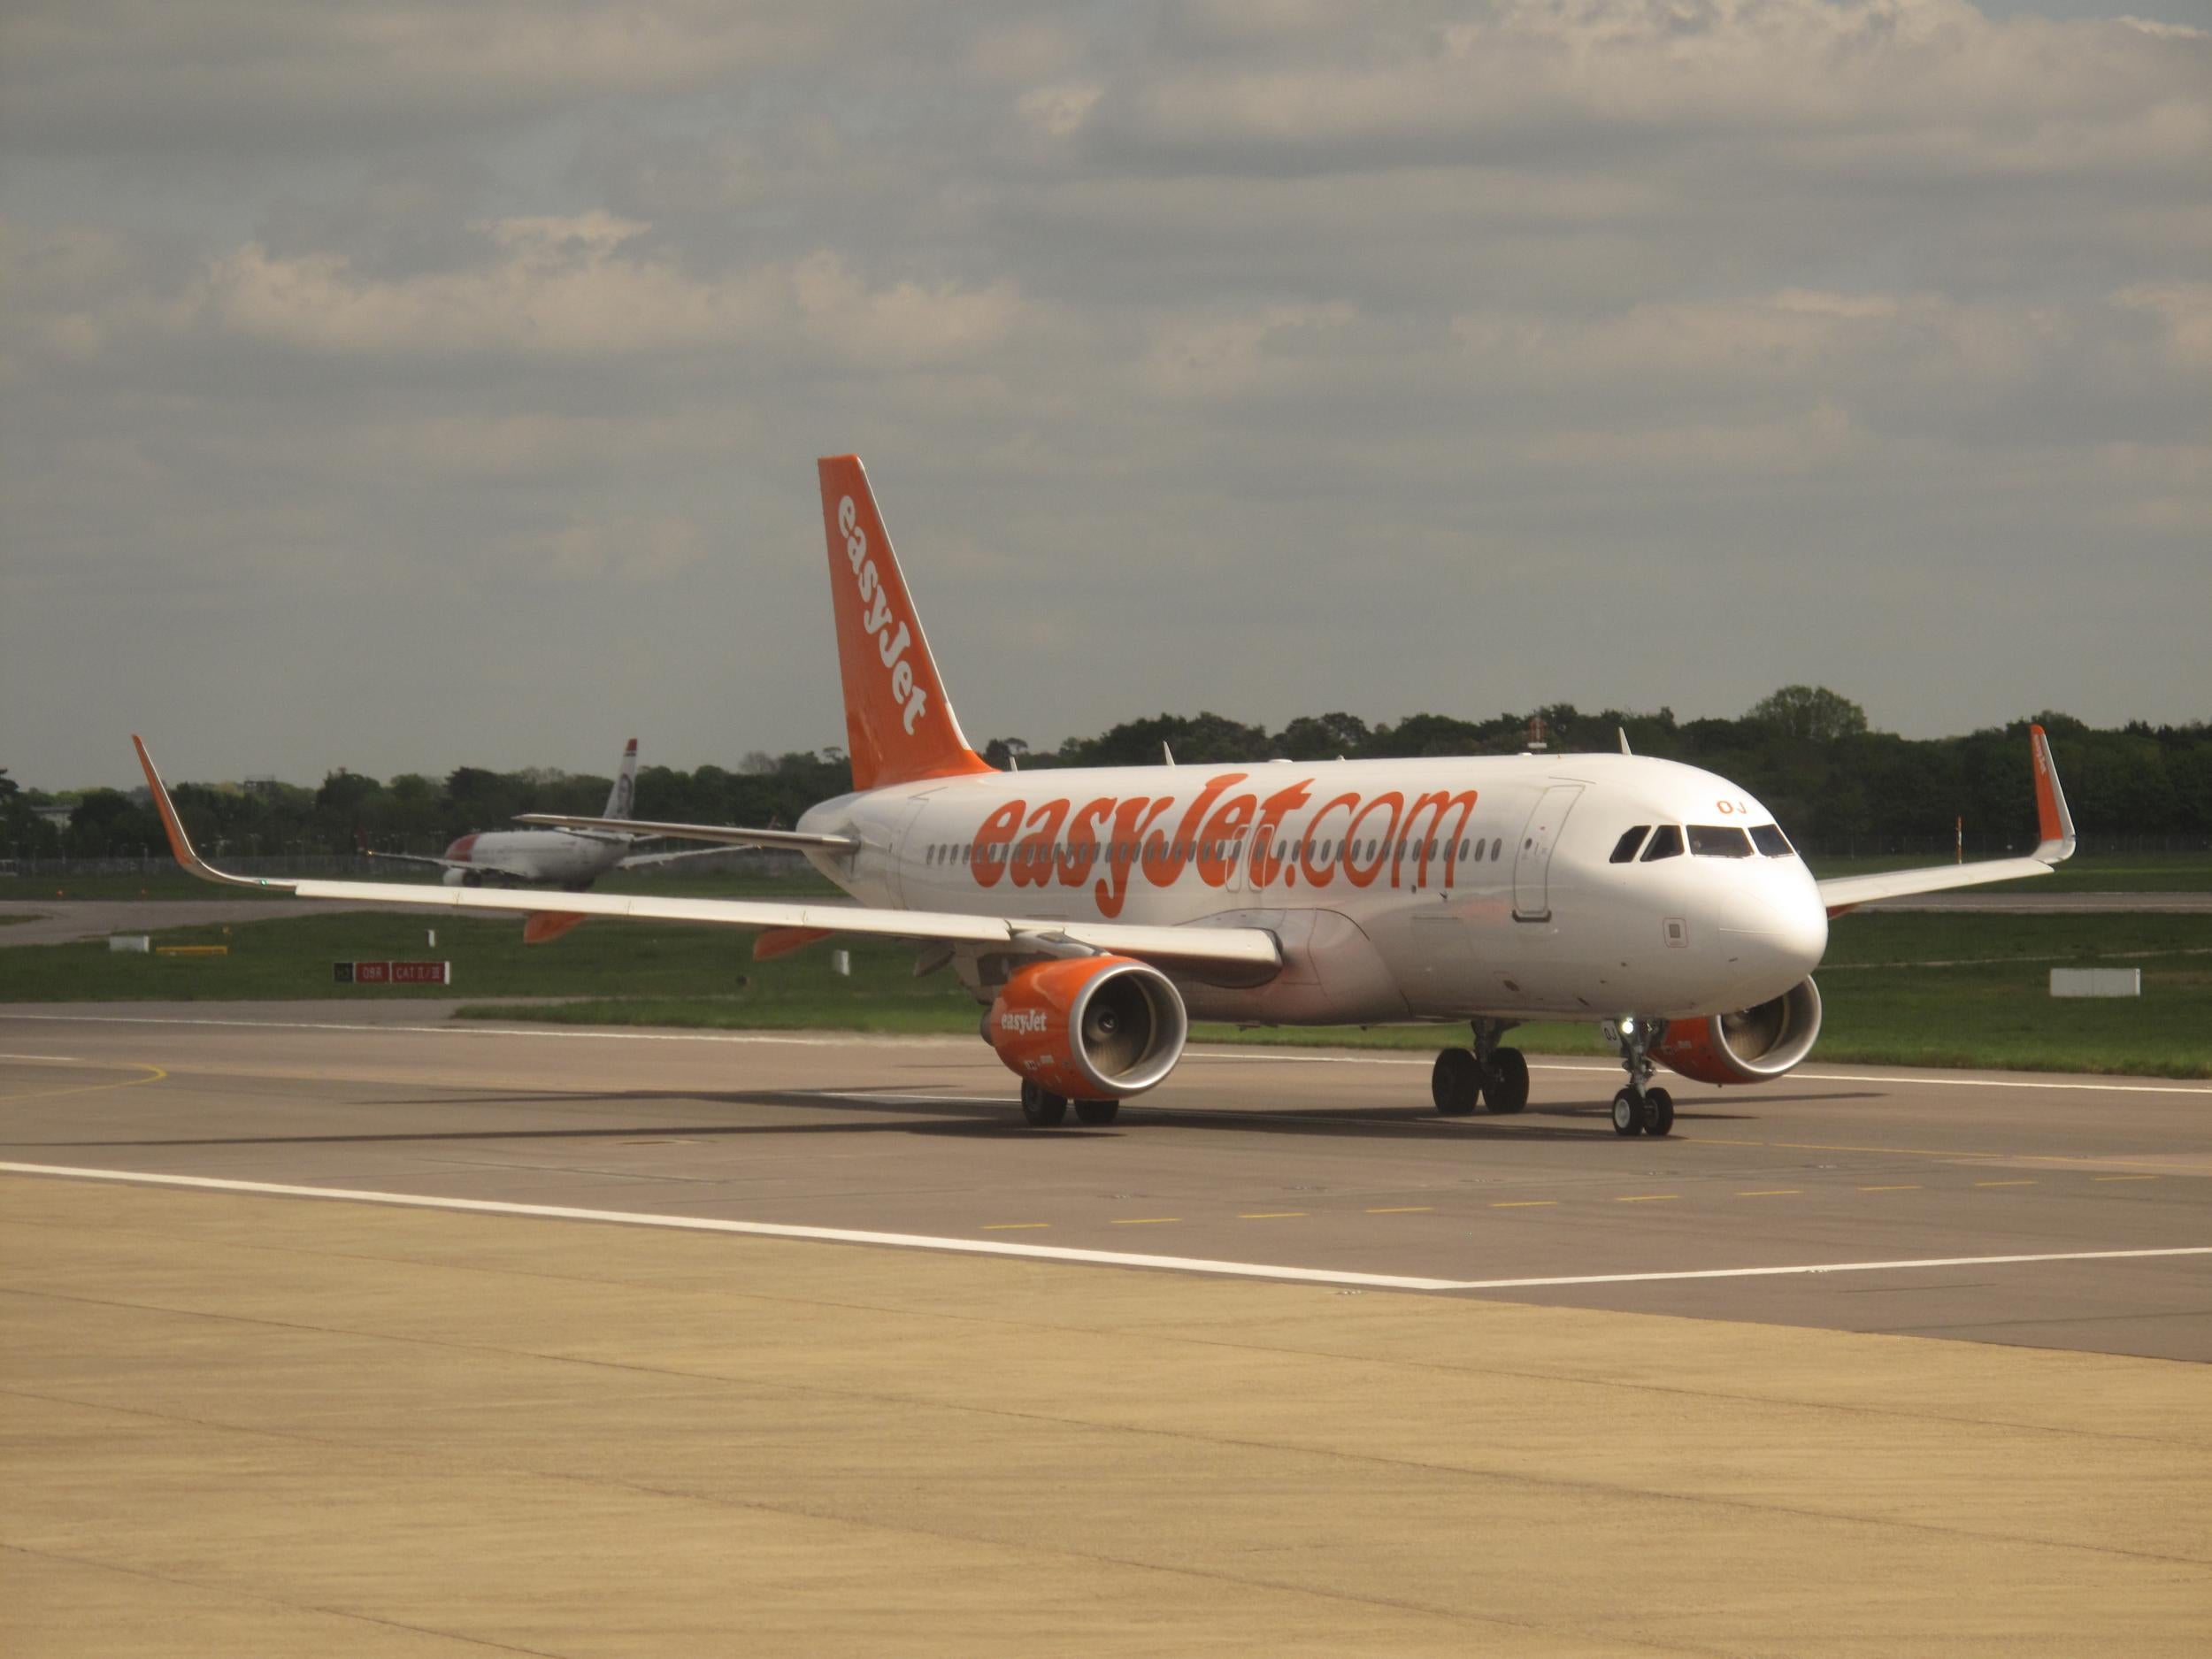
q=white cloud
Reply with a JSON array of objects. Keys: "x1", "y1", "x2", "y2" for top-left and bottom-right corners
[
  {"x1": 2115, "y1": 280, "x2": 2212, "y2": 366},
  {"x1": 0, "y1": 2, "x2": 839, "y2": 153},
  {"x1": 0, "y1": 215, "x2": 1025, "y2": 366}
]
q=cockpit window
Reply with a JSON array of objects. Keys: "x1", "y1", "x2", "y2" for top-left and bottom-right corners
[
  {"x1": 1688, "y1": 825, "x2": 1754, "y2": 857},
  {"x1": 1749, "y1": 824, "x2": 1796, "y2": 858},
  {"x1": 1640, "y1": 825, "x2": 1684, "y2": 862},
  {"x1": 1609, "y1": 826, "x2": 1651, "y2": 864}
]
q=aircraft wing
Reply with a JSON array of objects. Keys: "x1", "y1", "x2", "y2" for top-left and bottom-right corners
[
  {"x1": 613, "y1": 844, "x2": 762, "y2": 871},
  {"x1": 514, "y1": 812, "x2": 859, "y2": 853},
  {"x1": 134, "y1": 739, "x2": 1279, "y2": 972},
  {"x1": 1815, "y1": 725, "x2": 2077, "y2": 917}
]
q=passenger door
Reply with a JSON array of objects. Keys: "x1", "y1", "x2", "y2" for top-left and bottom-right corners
[{"x1": 1512, "y1": 785, "x2": 1583, "y2": 922}]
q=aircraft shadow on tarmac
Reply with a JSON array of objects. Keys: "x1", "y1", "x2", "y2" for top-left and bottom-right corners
[{"x1": 14, "y1": 1081, "x2": 1884, "y2": 1152}]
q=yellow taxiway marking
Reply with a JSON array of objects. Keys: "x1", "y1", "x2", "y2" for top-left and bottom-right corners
[
  {"x1": 1975, "y1": 1180, "x2": 2038, "y2": 1188},
  {"x1": 982, "y1": 1223, "x2": 1049, "y2": 1231},
  {"x1": 0, "y1": 1060, "x2": 167, "y2": 1105},
  {"x1": 2093, "y1": 1175, "x2": 2159, "y2": 1182},
  {"x1": 1365, "y1": 1205, "x2": 1433, "y2": 1214},
  {"x1": 1110, "y1": 1217, "x2": 1181, "y2": 1226},
  {"x1": 1686, "y1": 1133, "x2": 2172, "y2": 1171},
  {"x1": 1858, "y1": 1185, "x2": 1922, "y2": 1193},
  {"x1": 1738, "y1": 1188, "x2": 1801, "y2": 1197},
  {"x1": 1491, "y1": 1200, "x2": 1558, "y2": 1209},
  {"x1": 1237, "y1": 1211, "x2": 1307, "y2": 1220}
]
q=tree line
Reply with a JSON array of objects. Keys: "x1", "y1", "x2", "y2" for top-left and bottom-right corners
[{"x1": 9, "y1": 688, "x2": 2209, "y2": 862}]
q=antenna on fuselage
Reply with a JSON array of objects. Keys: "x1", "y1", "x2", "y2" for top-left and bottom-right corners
[
  {"x1": 1618, "y1": 727, "x2": 1632, "y2": 756},
  {"x1": 1163, "y1": 742, "x2": 1176, "y2": 766}
]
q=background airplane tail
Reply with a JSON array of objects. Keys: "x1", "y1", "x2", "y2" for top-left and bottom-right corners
[
  {"x1": 817, "y1": 455, "x2": 994, "y2": 792},
  {"x1": 603, "y1": 739, "x2": 639, "y2": 819}
]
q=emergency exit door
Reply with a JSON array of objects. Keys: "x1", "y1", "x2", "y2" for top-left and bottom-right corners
[{"x1": 1513, "y1": 785, "x2": 1583, "y2": 922}]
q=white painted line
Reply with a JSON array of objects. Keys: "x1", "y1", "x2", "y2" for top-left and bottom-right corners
[
  {"x1": 0, "y1": 1053, "x2": 81, "y2": 1063},
  {"x1": 1443, "y1": 1248, "x2": 2212, "y2": 1292},
  {"x1": 4, "y1": 1162, "x2": 2207, "y2": 1296},
  {"x1": 5, "y1": 1011, "x2": 2208, "y2": 1094},
  {"x1": 1188, "y1": 1049, "x2": 2212, "y2": 1097},
  {"x1": 0, "y1": 1164, "x2": 1469, "y2": 1292}
]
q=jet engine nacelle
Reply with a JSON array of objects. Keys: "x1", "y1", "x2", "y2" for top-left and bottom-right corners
[
  {"x1": 441, "y1": 866, "x2": 470, "y2": 887},
  {"x1": 987, "y1": 956, "x2": 1189, "y2": 1101},
  {"x1": 1655, "y1": 978, "x2": 1823, "y2": 1086}
]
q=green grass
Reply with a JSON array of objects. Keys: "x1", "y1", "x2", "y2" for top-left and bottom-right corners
[
  {"x1": 4, "y1": 905, "x2": 2204, "y2": 1079},
  {"x1": 0, "y1": 912, "x2": 38, "y2": 927}
]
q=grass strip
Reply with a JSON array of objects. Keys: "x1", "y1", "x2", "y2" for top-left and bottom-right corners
[{"x1": 4, "y1": 906, "x2": 2204, "y2": 1079}]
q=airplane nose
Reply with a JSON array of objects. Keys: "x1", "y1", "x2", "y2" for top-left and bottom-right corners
[
  {"x1": 1721, "y1": 876, "x2": 1829, "y2": 980},
  {"x1": 1775, "y1": 885, "x2": 1829, "y2": 977}
]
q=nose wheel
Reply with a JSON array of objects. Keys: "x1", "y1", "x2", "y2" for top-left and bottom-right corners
[
  {"x1": 1603, "y1": 1015, "x2": 1675, "y2": 1137},
  {"x1": 1610, "y1": 1086, "x2": 1674, "y2": 1137}
]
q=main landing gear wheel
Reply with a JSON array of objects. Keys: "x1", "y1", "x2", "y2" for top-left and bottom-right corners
[
  {"x1": 1019, "y1": 1079, "x2": 1068, "y2": 1127},
  {"x1": 1432, "y1": 1048, "x2": 1483, "y2": 1116},
  {"x1": 1611, "y1": 1089, "x2": 1643, "y2": 1137},
  {"x1": 1072, "y1": 1099, "x2": 1120, "y2": 1126},
  {"x1": 1485, "y1": 1048, "x2": 1530, "y2": 1115}
]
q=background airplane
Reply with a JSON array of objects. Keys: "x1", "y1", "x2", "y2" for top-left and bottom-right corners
[
  {"x1": 365, "y1": 739, "x2": 731, "y2": 890},
  {"x1": 135, "y1": 455, "x2": 2075, "y2": 1138}
]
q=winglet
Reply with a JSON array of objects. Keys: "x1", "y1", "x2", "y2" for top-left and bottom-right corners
[
  {"x1": 131, "y1": 736, "x2": 293, "y2": 892},
  {"x1": 2029, "y1": 724, "x2": 2077, "y2": 864}
]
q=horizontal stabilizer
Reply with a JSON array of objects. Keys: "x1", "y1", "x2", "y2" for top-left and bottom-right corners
[{"x1": 516, "y1": 812, "x2": 858, "y2": 853}]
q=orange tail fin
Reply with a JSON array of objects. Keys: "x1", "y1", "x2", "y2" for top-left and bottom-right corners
[{"x1": 818, "y1": 455, "x2": 993, "y2": 793}]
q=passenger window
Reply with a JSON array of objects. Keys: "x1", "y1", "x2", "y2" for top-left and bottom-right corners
[
  {"x1": 1640, "y1": 826, "x2": 1684, "y2": 862},
  {"x1": 1750, "y1": 824, "x2": 1796, "y2": 857},
  {"x1": 1687, "y1": 825, "x2": 1754, "y2": 857},
  {"x1": 1490, "y1": 837, "x2": 1503, "y2": 861},
  {"x1": 1609, "y1": 826, "x2": 1651, "y2": 864}
]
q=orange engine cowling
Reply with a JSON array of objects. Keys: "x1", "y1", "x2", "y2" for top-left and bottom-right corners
[
  {"x1": 987, "y1": 956, "x2": 1189, "y2": 1101},
  {"x1": 1655, "y1": 978, "x2": 1823, "y2": 1086}
]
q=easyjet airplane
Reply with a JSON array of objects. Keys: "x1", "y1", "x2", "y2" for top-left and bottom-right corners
[
  {"x1": 134, "y1": 455, "x2": 2076, "y2": 1138},
  {"x1": 364, "y1": 738, "x2": 723, "y2": 890}
]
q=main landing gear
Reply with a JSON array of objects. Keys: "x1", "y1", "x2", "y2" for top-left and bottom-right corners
[
  {"x1": 1603, "y1": 1016, "x2": 1674, "y2": 1138},
  {"x1": 1019, "y1": 1079, "x2": 1119, "y2": 1128},
  {"x1": 1432, "y1": 1020, "x2": 1532, "y2": 1118}
]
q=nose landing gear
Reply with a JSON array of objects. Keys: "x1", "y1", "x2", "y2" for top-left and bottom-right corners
[
  {"x1": 1432, "y1": 1020, "x2": 1532, "y2": 1117},
  {"x1": 1602, "y1": 1016, "x2": 1674, "y2": 1137}
]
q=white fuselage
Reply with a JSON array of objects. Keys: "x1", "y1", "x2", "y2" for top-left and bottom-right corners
[
  {"x1": 439, "y1": 828, "x2": 632, "y2": 888},
  {"x1": 796, "y1": 752, "x2": 1829, "y2": 1025}
]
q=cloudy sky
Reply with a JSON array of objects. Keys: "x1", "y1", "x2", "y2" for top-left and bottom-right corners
[{"x1": 4, "y1": 0, "x2": 2207, "y2": 790}]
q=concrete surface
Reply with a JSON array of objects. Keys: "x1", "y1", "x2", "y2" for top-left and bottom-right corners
[
  {"x1": 4, "y1": 1009, "x2": 2208, "y2": 1655},
  {"x1": 4, "y1": 1175, "x2": 2208, "y2": 1657},
  {"x1": 0, "y1": 898, "x2": 412, "y2": 948}
]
